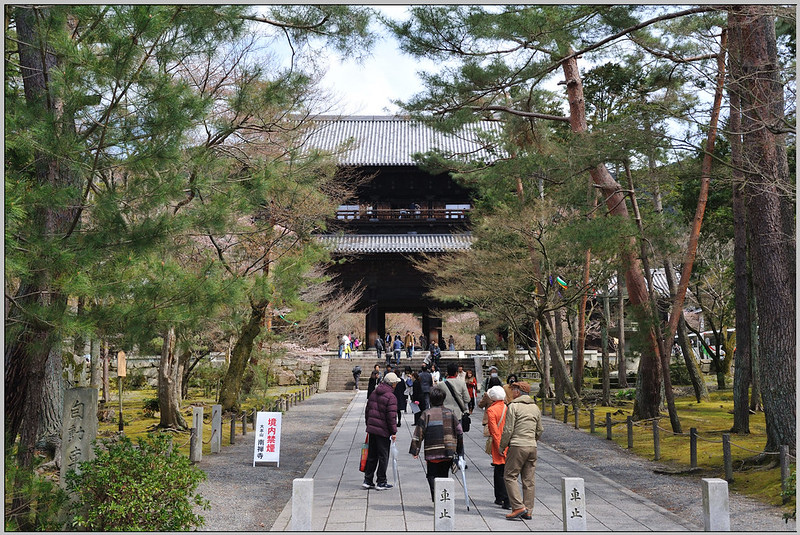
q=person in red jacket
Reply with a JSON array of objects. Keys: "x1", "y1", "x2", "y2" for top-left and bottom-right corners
[{"x1": 362, "y1": 372, "x2": 400, "y2": 491}]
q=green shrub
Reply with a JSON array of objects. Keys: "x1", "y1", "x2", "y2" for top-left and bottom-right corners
[
  {"x1": 615, "y1": 388, "x2": 636, "y2": 400},
  {"x1": 4, "y1": 451, "x2": 67, "y2": 531},
  {"x1": 783, "y1": 468, "x2": 796, "y2": 523},
  {"x1": 142, "y1": 397, "x2": 160, "y2": 418},
  {"x1": 65, "y1": 433, "x2": 209, "y2": 531},
  {"x1": 126, "y1": 369, "x2": 148, "y2": 390},
  {"x1": 669, "y1": 362, "x2": 691, "y2": 385}
]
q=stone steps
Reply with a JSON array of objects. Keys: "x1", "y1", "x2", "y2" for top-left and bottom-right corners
[{"x1": 324, "y1": 354, "x2": 477, "y2": 391}]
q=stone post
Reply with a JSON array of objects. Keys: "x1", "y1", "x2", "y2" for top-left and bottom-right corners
[
  {"x1": 690, "y1": 428, "x2": 698, "y2": 468},
  {"x1": 701, "y1": 478, "x2": 730, "y2": 531},
  {"x1": 230, "y1": 414, "x2": 236, "y2": 445},
  {"x1": 563, "y1": 405, "x2": 569, "y2": 423},
  {"x1": 561, "y1": 477, "x2": 587, "y2": 531},
  {"x1": 652, "y1": 420, "x2": 660, "y2": 461},
  {"x1": 190, "y1": 406, "x2": 203, "y2": 463},
  {"x1": 589, "y1": 409, "x2": 595, "y2": 434},
  {"x1": 434, "y1": 477, "x2": 455, "y2": 531},
  {"x1": 574, "y1": 407, "x2": 579, "y2": 429},
  {"x1": 242, "y1": 412, "x2": 246, "y2": 435},
  {"x1": 60, "y1": 387, "x2": 99, "y2": 487},
  {"x1": 626, "y1": 416, "x2": 633, "y2": 449},
  {"x1": 211, "y1": 405, "x2": 221, "y2": 454},
  {"x1": 551, "y1": 400, "x2": 556, "y2": 418},
  {"x1": 291, "y1": 478, "x2": 314, "y2": 531},
  {"x1": 781, "y1": 445, "x2": 790, "y2": 502},
  {"x1": 605, "y1": 413, "x2": 612, "y2": 440}
]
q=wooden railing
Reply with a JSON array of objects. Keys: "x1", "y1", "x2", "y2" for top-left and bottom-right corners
[{"x1": 335, "y1": 208, "x2": 470, "y2": 221}]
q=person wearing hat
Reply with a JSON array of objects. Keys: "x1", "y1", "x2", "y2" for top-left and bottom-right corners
[
  {"x1": 486, "y1": 385, "x2": 510, "y2": 509},
  {"x1": 499, "y1": 381, "x2": 543, "y2": 520},
  {"x1": 483, "y1": 365, "x2": 500, "y2": 392},
  {"x1": 363, "y1": 372, "x2": 401, "y2": 491}
]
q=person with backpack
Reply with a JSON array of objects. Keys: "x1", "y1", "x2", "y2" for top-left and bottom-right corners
[
  {"x1": 436, "y1": 363, "x2": 471, "y2": 429},
  {"x1": 352, "y1": 365, "x2": 362, "y2": 391},
  {"x1": 375, "y1": 336, "x2": 384, "y2": 362},
  {"x1": 392, "y1": 336, "x2": 404, "y2": 365}
]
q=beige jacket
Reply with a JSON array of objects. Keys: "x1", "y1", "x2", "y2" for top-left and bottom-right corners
[
  {"x1": 437, "y1": 377, "x2": 471, "y2": 420},
  {"x1": 499, "y1": 394, "x2": 543, "y2": 450}
]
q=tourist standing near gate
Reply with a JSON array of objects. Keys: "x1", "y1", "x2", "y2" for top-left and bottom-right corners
[
  {"x1": 486, "y1": 385, "x2": 510, "y2": 510},
  {"x1": 480, "y1": 333, "x2": 487, "y2": 351},
  {"x1": 464, "y1": 369, "x2": 478, "y2": 414},
  {"x1": 499, "y1": 381, "x2": 543, "y2": 520},
  {"x1": 430, "y1": 341, "x2": 441, "y2": 368},
  {"x1": 342, "y1": 333, "x2": 350, "y2": 358},
  {"x1": 363, "y1": 373, "x2": 399, "y2": 491},
  {"x1": 409, "y1": 388, "x2": 463, "y2": 501},
  {"x1": 393, "y1": 371, "x2": 407, "y2": 427},
  {"x1": 409, "y1": 371, "x2": 424, "y2": 426},
  {"x1": 475, "y1": 333, "x2": 481, "y2": 350},
  {"x1": 404, "y1": 331, "x2": 415, "y2": 359},
  {"x1": 448, "y1": 334, "x2": 456, "y2": 351},
  {"x1": 375, "y1": 335, "x2": 384, "y2": 361},
  {"x1": 436, "y1": 363, "x2": 470, "y2": 422},
  {"x1": 352, "y1": 365, "x2": 362, "y2": 391},
  {"x1": 366, "y1": 364, "x2": 382, "y2": 400}
]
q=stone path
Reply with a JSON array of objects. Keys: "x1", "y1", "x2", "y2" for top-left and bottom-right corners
[{"x1": 269, "y1": 391, "x2": 698, "y2": 531}]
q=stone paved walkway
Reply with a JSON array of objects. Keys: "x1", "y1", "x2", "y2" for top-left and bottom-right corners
[{"x1": 270, "y1": 391, "x2": 699, "y2": 531}]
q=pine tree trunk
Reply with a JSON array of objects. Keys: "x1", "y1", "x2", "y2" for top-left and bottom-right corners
[
  {"x1": 560, "y1": 52, "x2": 662, "y2": 419},
  {"x1": 616, "y1": 274, "x2": 628, "y2": 388},
  {"x1": 540, "y1": 322, "x2": 552, "y2": 398},
  {"x1": 601, "y1": 294, "x2": 611, "y2": 406},
  {"x1": 729, "y1": 6, "x2": 795, "y2": 453},
  {"x1": 101, "y1": 341, "x2": 111, "y2": 404},
  {"x1": 219, "y1": 299, "x2": 268, "y2": 411},
  {"x1": 36, "y1": 346, "x2": 64, "y2": 458},
  {"x1": 158, "y1": 327, "x2": 187, "y2": 429},
  {"x1": 552, "y1": 308, "x2": 567, "y2": 403},
  {"x1": 541, "y1": 311, "x2": 580, "y2": 408}
]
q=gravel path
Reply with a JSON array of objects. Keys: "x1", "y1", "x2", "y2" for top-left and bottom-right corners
[
  {"x1": 196, "y1": 391, "x2": 355, "y2": 531},
  {"x1": 538, "y1": 412, "x2": 795, "y2": 532},
  {"x1": 196, "y1": 390, "x2": 794, "y2": 532}
]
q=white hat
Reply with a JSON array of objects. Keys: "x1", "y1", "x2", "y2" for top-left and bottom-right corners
[
  {"x1": 383, "y1": 372, "x2": 401, "y2": 384},
  {"x1": 488, "y1": 385, "x2": 506, "y2": 401}
]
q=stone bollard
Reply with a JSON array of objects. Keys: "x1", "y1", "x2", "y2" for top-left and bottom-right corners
[
  {"x1": 627, "y1": 416, "x2": 633, "y2": 449},
  {"x1": 230, "y1": 415, "x2": 236, "y2": 445},
  {"x1": 434, "y1": 477, "x2": 455, "y2": 531},
  {"x1": 574, "y1": 407, "x2": 579, "y2": 429},
  {"x1": 606, "y1": 413, "x2": 612, "y2": 440},
  {"x1": 781, "y1": 445, "x2": 791, "y2": 502},
  {"x1": 242, "y1": 412, "x2": 246, "y2": 436},
  {"x1": 589, "y1": 409, "x2": 595, "y2": 434},
  {"x1": 211, "y1": 405, "x2": 221, "y2": 454},
  {"x1": 561, "y1": 477, "x2": 587, "y2": 531},
  {"x1": 252, "y1": 411, "x2": 256, "y2": 431},
  {"x1": 652, "y1": 420, "x2": 660, "y2": 461},
  {"x1": 291, "y1": 478, "x2": 314, "y2": 531},
  {"x1": 690, "y1": 428, "x2": 698, "y2": 468},
  {"x1": 563, "y1": 406, "x2": 569, "y2": 424},
  {"x1": 701, "y1": 478, "x2": 730, "y2": 531},
  {"x1": 190, "y1": 406, "x2": 203, "y2": 463},
  {"x1": 551, "y1": 400, "x2": 556, "y2": 418},
  {"x1": 722, "y1": 434, "x2": 733, "y2": 482}
]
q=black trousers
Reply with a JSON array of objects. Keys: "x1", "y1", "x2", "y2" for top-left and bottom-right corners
[
  {"x1": 363, "y1": 434, "x2": 391, "y2": 485},
  {"x1": 493, "y1": 463, "x2": 509, "y2": 505},
  {"x1": 426, "y1": 460, "x2": 453, "y2": 501}
]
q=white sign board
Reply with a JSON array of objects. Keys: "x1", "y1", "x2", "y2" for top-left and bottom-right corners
[{"x1": 253, "y1": 412, "x2": 281, "y2": 467}]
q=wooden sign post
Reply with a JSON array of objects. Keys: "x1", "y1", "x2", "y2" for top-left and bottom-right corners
[{"x1": 117, "y1": 350, "x2": 126, "y2": 431}]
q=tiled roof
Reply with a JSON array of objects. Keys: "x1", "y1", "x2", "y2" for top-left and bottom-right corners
[
  {"x1": 317, "y1": 233, "x2": 473, "y2": 253},
  {"x1": 302, "y1": 115, "x2": 503, "y2": 166},
  {"x1": 606, "y1": 269, "x2": 688, "y2": 298}
]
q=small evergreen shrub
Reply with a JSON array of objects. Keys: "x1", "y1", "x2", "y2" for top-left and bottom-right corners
[
  {"x1": 142, "y1": 397, "x2": 160, "y2": 417},
  {"x1": 783, "y1": 469, "x2": 796, "y2": 523},
  {"x1": 65, "y1": 433, "x2": 209, "y2": 531},
  {"x1": 669, "y1": 362, "x2": 691, "y2": 385},
  {"x1": 4, "y1": 451, "x2": 67, "y2": 531},
  {"x1": 615, "y1": 388, "x2": 636, "y2": 400},
  {"x1": 126, "y1": 369, "x2": 148, "y2": 389}
]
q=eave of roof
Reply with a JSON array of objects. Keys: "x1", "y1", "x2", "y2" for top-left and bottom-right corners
[
  {"x1": 316, "y1": 233, "x2": 473, "y2": 254},
  {"x1": 302, "y1": 115, "x2": 504, "y2": 166}
]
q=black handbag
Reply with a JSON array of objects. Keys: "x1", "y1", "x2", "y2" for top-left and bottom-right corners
[{"x1": 444, "y1": 380, "x2": 471, "y2": 432}]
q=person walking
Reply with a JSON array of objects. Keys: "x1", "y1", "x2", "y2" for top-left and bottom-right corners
[
  {"x1": 342, "y1": 333, "x2": 351, "y2": 358},
  {"x1": 352, "y1": 365, "x2": 362, "y2": 391},
  {"x1": 464, "y1": 368, "x2": 478, "y2": 414},
  {"x1": 363, "y1": 372, "x2": 400, "y2": 491},
  {"x1": 448, "y1": 335, "x2": 456, "y2": 351},
  {"x1": 409, "y1": 371, "x2": 424, "y2": 426},
  {"x1": 436, "y1": 363, "x2": 470, "y2": 422},
  {"x1": 404, "y1": 331, "x2": 415, "y2": 359},
  {"x1": 430, "y1": 341, "x2": 441, "y2": 369},
  {"x1": 366, "y1": 364, "x2": 382, "y2": 400},
  {"x1": 409, "y1": 388, "x2": 464, "y2": 501},
  {"x1": 338, "y1": 333, "x2": 344, "y2": 359},
  {"x1": 475, "y1": 333, "x2": 481, "y2": 351},
  {"x1": 392, "y1": 336, "x2": 404, "y2": 365},
  {"x1": 503, "y1": 374, "x2": 518, "y2": 403},
  {"x1": 393, "y1": 370, "x2": 408, "y2": 427},
  {"x1": 480, "y1": 333, "x2": 487, "y2": 351},
  {"x1": 418, "y1": 364, "x2": 433, "y2": 410},
  {"x1": 375, "y1": 335, "x2": 384, "y2": 362},
  {"x1": 499, "y1": 381, "x2": 543, "y2": 520},
  {"x1": 486, "y1": 385, "x2": 510, "y2": 509}
]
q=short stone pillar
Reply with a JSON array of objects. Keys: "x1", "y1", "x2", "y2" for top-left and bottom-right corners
[
  {"x1": 701, "y1": 478, "x2": 730, "y2": 531},
  {"x1": 291, "y1": 478, "x2": 314, "y2": 531},
  {"x1": 561, "y1": 477, "x2": 587, "y2": 531},
  {"x1": 434, "y1": 477, "x2": 455, "y2": 531},
  {"x1": 211, "y1": 405, "x2": 221, "y2": 453},
  {"x1": 60, "y1": 387, "x2": 99, "y2": 487},
  {"x1": 190, "y1": 406, "x2": 203, "y2": 463}
]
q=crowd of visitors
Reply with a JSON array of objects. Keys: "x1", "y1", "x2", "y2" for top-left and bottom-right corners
[{"x1": 359, "y1": 358, "x2": 543, "y2": 521}]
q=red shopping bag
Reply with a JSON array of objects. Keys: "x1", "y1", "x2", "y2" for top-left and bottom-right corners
[{"x1": 359, "y1": 434, "x2": 369, "y2": 472}]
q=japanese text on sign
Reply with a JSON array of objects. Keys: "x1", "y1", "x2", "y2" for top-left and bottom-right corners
[{"x1": 253, "y1": 412, "x2": 281, "y2": 467}]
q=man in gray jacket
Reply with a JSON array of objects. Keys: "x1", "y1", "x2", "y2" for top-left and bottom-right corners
[
  {"x1": 499, "y1": 381, "x2": 543, "y2": 520},
  {"x1": 436, "y1": 362, "x2": 471, "y2": 420}
]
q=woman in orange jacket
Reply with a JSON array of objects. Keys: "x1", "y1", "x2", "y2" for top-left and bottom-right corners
[{"x1": 486, "y1": 385, "x2": 510, "y2": 509}]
